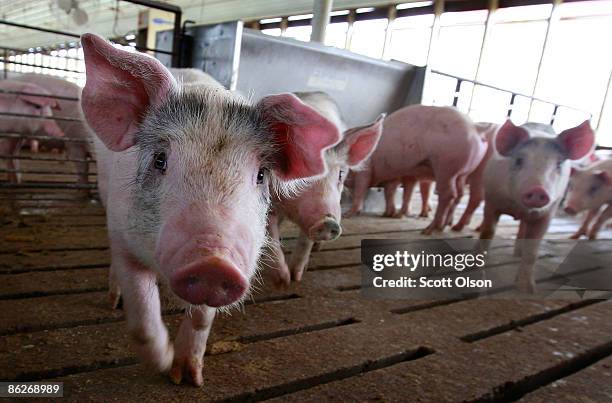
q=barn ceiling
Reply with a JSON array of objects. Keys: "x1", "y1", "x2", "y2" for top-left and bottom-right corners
[{"x1": 0, "y1": 0, "x2": 410, "y2": 50}]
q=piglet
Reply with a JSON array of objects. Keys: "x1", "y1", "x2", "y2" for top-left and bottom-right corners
[
  {"x1": 346, "y1": 105, "x2": 487, "y2": 234},
  {"x1": 81, "y1": 34, "x2": 340, "y2": 386},
  {"x1": 266, "y1": 91, "x2": 383, "y2": 287},
  {"x1": 564, "y1": 159, "x2": 612, "y2": 239},
  {"x1": 0, "y1": 80, "x2": 64, "y2": 182},
  {"x1": 479, "y1": 120, "x2": 594, "y2": 293}
]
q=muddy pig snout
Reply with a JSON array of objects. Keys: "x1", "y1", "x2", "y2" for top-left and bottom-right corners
[
  {"x1": 521, "y1": 186, "x2": 550, "y2": 208},
  {"x1": 170, "y1": 256, "x2": 248, "y2": 307},
  {"x1": 308, "y1": 214, "x2": 342, "y2": 241}
]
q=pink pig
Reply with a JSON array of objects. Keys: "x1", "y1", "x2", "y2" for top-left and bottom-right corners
[
  {"x1": 0, "y1": 80, "x2": 64, "y2": 182},
  {"x1": 346, "y1": 105, "x2": 487, "y2": 234},
  {"x1": 564, "y1": 159, "x2": 612, "y2": 239},
  {"x1": 479, "y1": 120, "x2": 594, "y2": 293},
  {"x1": 266, "y1": 91, "x2": 383, "y2": 287},
  {"x1": 81, "y1": 34, "x2": 339, "y2": 386},
  {"x1": 13, "y1": 74, "x2": 95, "y2": 194}
]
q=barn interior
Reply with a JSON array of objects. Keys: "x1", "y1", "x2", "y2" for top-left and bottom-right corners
[{"x1": 1, "y1": 0, "x2": 612, "y2": 401}]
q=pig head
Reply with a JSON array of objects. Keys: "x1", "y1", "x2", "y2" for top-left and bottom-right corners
[
  {"x1": 278, "y1": 115, "x2": 385, "y2": 242},
  {"x1": 494, "y1": 120, "x2": 594, "y2": 216}
]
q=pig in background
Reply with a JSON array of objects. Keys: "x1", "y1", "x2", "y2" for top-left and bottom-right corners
[
  {"x1": 0, "y1": 80, "x2": 64, "y2": 183},
  {"x1": 564, "y1": 158, "x2": 612, "y2": 239},
  {"x1": 345, "y1": 105, "x2": 487, "y2": 235},
  {"x1": 265, "y1": 91, "x2": 384, "y2": 287},
  {"x1": 81, "y1": 34, "x2": 340, "y2": 386},
  {"x1": 479, "y1": 120, "x2": 595, "y2": 293},
  {"x1": 381, "y1": 172, "x2": 433, "y2": 219},
  {"x1": 11, "y1": 73, "x2": 96, "y2": 195}
]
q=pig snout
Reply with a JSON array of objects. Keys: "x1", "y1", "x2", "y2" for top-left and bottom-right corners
[
  {"x1": 169, "y1": 256, "x2": 248, "y2": 307},
  {"x1": 521, "y1": 186, "x2": 550, "y2": 208},
  {"x1": 308, "y1": 214, "x2": 342, "y2": 241}
]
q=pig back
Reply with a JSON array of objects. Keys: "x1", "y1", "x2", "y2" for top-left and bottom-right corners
[
  {"x1": 13, "y1": 74, "x2": 94, "y2": 146},
  {"x1": 369, "y1": 105, "x2": 484, "y2": 184}
]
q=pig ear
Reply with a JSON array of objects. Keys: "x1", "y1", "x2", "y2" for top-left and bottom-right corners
[
  {"x1": 557, "y1": 120, "x2": 595, "y2": 161},
  {"x1": 594, "y1": 170, "x2": 612, "y2": 185},
  {"x1": 19, "y1": 84, "x2": 59, "y2": 110},
  {"x1": 258, "y1": 93, "x2": 341, "y2": 180},
  {"x1": 339, "y1": 114, "x2": 385, "y2": 167},
  {"x1": 80, "y1": 33, "x2": 176, "y2": 152},
  {"x1": 495, "y1": 120, "x2": 530, "y2": 157}
]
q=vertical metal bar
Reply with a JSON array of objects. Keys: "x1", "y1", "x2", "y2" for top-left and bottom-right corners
[
  {"x1": 453, "y1": 79, "x2": 462, "y2": 107},
  {"x1": 550, "y1": 104, "x2": 559, "y2": 125},
  {"x1": 468, "y1": 0, "x2": 498, "y2": 113},
  {"x1": 507, "y1": 93, "x2": 516, "y2": 117},
  {"x1": 3, "y1": 48, "x2": 7, "y2": 79},
  {"x1": 596, "y1": 70, "x2": 612, "y2": 131},
  {"x1": 171, "y1": 8, "x2": 182, "y2": 67},
  {"x1": 345, "y1": 9, "x2": 356, "y2": 49},
  {"x1": 311, "y1": 0, "x2": 333, "y2": 43},
  {"x1": 422, "y1": 0, "x2": 444, "y2": 104},
  {"x1": 528, "y1": 0, "x2": 562, "y2": 120},
  {"x1": 381, "y1": 4, "x2": 397, "y2": 60},
  {"x1": 280, "y1": 17, "x2": 288, "y2": 35}
]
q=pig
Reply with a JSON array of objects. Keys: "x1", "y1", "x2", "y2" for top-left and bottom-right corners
[
  {"x1": 451, "y1": 122, "x2": 500, "y2": 231},
  {"x1": 13, "y1": 74, "x2": 95, "y2": 195},
  {"x1": 479, "y1": 120, "x2": 595, "y2": 293},
  {"x1": 564, "y1": 159, "x2": 612, "y2": 239},
  {"x1": 346, "y1": 105, "x2": 487, "y2": 234},
  {"x1": 0, "y1": 80, "x2": 64, "y2": 182},
  {"x1": 265, "y1": 91, "x2": 384, "y2": 287},
  {"x1": 81, "y1": 34, "x2": 340, "y2": 386}
]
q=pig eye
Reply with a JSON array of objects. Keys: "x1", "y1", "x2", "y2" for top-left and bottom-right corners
[
  {"x1": 153, "y1": 152, "x2": 167, "y2": 174},
  {"x1": 589, "y1": 183, "x2": 600, "y2": 196},
  {"x1": 256, "y1": 168, "x2": 266, "y2": 185},
  {"x1": 514, "y1": 157, "x2": 524, "y2": 168}
]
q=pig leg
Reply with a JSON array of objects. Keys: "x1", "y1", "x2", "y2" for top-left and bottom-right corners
[
  {"x1": 514, "y1": 216, "x2": 551, "y2": 294},
  {"x1": 264, "y1": 212, "x2": 291, "y2": 288},
  {"x1": 345, "y1": 171, "x2": 370, "y2": 218},
  {"x1": 514, "y1": 220, "x2": 527, "y2": 257},
  {"x1": 478, "y1": 202, "x2": 500, "y2": 252},
  {"x1": 397, "y1": 177, "x2": 416, "y2": 217},
  {"x1": 423, "y1": 174, "x2": 457, "y2": 235},
  {"x1": 452, "y1": 178, "x2": 484, "y2": 232},
  {"x1": 108, "y1": 263, "x2": 121, "y2": 309},
  {"x1": 7, "y1": 139, "x2": 23, "y2": 183},
  {"x1": 419, "y1": 181, "x2": 433, "y2": 218},
  {"x1": 289, "y1": 232, "x2": 314, "y2": 282},
  {"x1": 312, "y1": 242, "x2": 323, "y2": 252},
  {"x1": 587, "y1": 204, "x2": 612, "y2": 240},
  {"x1": 116, "y1": 252, "x2": 173, "y2": 372},
  {"x1": 383, "y1": 180, "x2": 400, "y2": 217},
  {"x1": 169, "y1": 306, "x2": 215, "y2": 386},
  {"x1": 445, "y1": 175, "x2": 467, "y2": 228},
  {"x1": 570, "y1": 207, "x2": 599, "y2": 239}
]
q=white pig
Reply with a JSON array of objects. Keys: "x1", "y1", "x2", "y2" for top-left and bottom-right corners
[
  {"x1": 564, "y1": 159, "x2": 612, "y2": 239},
  {"x1": 480, "y1": 120, "x2": 594, "y2": 293},
  {"x1": 266, "y1": 91, "x2": 384, "y2": 287},
  {"x1": 81, "y1": 34, "x2": 340, "y2": 386}
]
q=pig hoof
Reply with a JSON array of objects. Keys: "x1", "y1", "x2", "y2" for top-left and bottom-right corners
[
  {"x1": 109, "y1": 291, "x2": 122, "y2": 310},
  {"x1": 569, "y1": 233, "x2": 582, "y2": 240},
  {"x1": 392, "y1": 212, "x2": 405, "y2": 219},
  {"x1": 421, "y1": 227, "x2": 434, "y2": 236},
  {"x1": 169, "y1": 356, "x2": 203, "y2": 387},
  {"x1": 312, "y1": 242, "x2": 323, "y2": 252},
  {"x1": 419, "y1": 212, "x2": 429, "y2": 218},
  {"x1": 451, "y1": 223, "x2": 464, "y2": 232}
]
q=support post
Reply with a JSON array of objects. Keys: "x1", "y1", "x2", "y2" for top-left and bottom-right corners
[{"x1": 311, "y1": 0, "x2": 333, "y2": 43}]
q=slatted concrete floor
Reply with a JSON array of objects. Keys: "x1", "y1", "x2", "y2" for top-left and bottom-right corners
[{"x1": 1, "y1": 156, "x2": 612, "y2": 402}]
